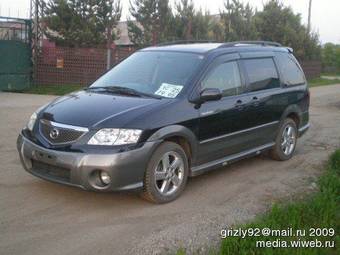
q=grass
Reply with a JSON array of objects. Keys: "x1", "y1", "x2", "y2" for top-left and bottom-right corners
[
  {"x1": 177, "y1": 150, "x2": 340, "y2": 255},
  {"x1": 22, "y1": 84, "x2": 85, "y2": 95},
  {"x1": 322, "y1": 72, "x2": 340, "y2": 77},
  {"x1": 308, "y1": 77, "x2": 340, "y2": 87}
]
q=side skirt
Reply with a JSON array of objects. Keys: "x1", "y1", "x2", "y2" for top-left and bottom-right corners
[{"x1": 190, "y1": 142, "x2": 275, "y2": 177}]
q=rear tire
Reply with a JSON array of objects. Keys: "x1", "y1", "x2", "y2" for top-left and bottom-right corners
[
  {"x1": 141, "y1": 141, "x2": 189, "y2": 203},
  {"x1": 270, "y1": 118, "x2": 298, "y2": 161}
]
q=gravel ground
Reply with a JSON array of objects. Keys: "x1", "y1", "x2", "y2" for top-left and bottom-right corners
[{"x1": 1, "y1": 85, "x2": 340, "y2": 255}]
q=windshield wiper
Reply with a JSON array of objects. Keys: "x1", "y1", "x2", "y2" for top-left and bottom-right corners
[
  {"x1": 86, "y1": 86, "x2": 141, "y2": 97},
  {"x1": 86, "y1": 86, "x2": 162, "y2": 99}
]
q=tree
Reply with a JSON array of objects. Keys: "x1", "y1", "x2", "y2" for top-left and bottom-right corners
[
  {"x1": 210, "y1": 16, "x2": 224, "y2": 42},
  {"x1": 45, "y1": 0, "x2": 121, "y2": 47},
  {"x1": 322, "y1": 43, "x2": 340, "y2": 72},
  {"x1": 172, "y1": 0, "x2": 212, "y2": 41},
  {"x1": 128, "y1": 0, "x2": 173, "y2": 46},
  {"x1": 174, "y1": 0, "x2": 194, "y2": 40},
  {"x1": 97, "y1": 0, "x2": 122, "y2": 43},
  {"x1": 254, "y1": 0, "x2": 320, "y2": 60},
  {"x1": 220, "y1": 0, "x2": 258, "y2": 41},
  {"x1": 191, "y1": 8, "x2": 212, "y2": 40}
]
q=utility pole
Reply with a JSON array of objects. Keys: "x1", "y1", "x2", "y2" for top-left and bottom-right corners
[
  {"x1": 30, "y1": 0, "x2": 45, "y2": 85},
  {"x1": 106, "y1": 26, "x2": 112, "y2": 70},
  {"x1": 227, "y1": 0, "x2": 231, "y2": 33},
  {"x1": 307, "y1": 0, "x2": 312, "y2": 34}
]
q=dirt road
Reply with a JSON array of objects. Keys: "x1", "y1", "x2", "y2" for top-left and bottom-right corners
[{"x1": 1, "y1": 85, "x2": 340, "y2": 255}]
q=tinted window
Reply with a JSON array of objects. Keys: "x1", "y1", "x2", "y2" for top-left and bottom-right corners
[
  {"x1": 202, "y1": 61, "x2": 242, "y2": 97},
  {"x1": 276, "y1": 53, "x2": 305, "y2": 86},
  {"x1": 243, "y1": 58, "x2": 280, "y2": 92}
]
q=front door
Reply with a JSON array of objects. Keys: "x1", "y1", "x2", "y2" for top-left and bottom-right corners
[{"x1": 196, "y1": 56, "x2": 255, "y2": 165}]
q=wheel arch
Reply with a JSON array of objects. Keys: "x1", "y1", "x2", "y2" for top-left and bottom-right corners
[
  {"x1": 280, "y1": 105, "x2": 302, "y2": 129},
  {"x1": 146, "y1": 125, "x2": 198, "y2": 165}
]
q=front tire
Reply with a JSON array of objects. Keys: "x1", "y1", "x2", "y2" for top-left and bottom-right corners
[
  {"x1": 142, "y1": 142, "x2": 189, "y2": 203},
  {"x1": 270, "y1": 118, "x2": 298, "y2": 161}
]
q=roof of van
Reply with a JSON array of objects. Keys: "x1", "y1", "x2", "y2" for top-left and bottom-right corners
[{"x1": 141, "y1": 42, "x2": 291, "y2": 54}]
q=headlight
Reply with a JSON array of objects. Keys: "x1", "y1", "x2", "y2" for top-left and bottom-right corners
[
  {"x1": 88, "y1": 128, "x2": 142, "y2": 146},
  {"x1": 26, "y1": 103, "x2": 49, "y2": 132},
  {"x1": 27, "y1": 112, "x2": 37, "y2": 131}
]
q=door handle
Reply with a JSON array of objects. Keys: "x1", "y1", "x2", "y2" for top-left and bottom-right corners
[
  {"x1": 235, "y1": 99, "x2": 244, "y2": 110},
  {"x1": 251, "y1": 96, "x2": 260, "y2": 107}
]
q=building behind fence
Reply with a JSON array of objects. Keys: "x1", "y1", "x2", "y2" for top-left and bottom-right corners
[{"x1": 35, "y1": 44, "x2": 321, "y2": 86}]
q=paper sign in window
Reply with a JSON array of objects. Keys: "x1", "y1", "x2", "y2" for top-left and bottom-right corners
[{"x1": 155, "y1": 83, "x2": 183, "y2": 98}]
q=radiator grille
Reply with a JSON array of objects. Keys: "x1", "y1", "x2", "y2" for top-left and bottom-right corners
[{"x1": 39, "y1": 120, "x2": 87, "y2": 145}]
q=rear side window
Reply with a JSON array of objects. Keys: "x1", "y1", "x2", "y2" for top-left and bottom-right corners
[
  {"x1": 276, "y1": 53, "x2": 306, "y2": 86},
  {"x1": 243, "y1": 58, "x2": 280, "y2": 92},
  {"x1": 202, "y1": 61, "x2": 242, "y2": 97}
]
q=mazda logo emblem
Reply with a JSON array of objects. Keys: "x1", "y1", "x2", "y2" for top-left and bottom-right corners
[{"x1": 49, "y1": 128, "x2": 59, "y2": 139}]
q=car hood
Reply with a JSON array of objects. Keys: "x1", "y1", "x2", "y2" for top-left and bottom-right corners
[{"x1": 40, "y1": 90, "x2": 168, "y2": 129}]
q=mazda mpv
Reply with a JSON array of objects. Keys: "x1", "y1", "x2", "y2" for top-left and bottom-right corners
[{"x1": 17, "y1": 41, "x2": 310, "y2": 203}]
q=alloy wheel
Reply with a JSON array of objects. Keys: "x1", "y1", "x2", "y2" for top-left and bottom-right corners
[
  {"x1": 154, "y1": 151, "x2": 185, "y2": 196},
  {"x1": 281, "y1": 124, "x2": 297, "y2": 155}
]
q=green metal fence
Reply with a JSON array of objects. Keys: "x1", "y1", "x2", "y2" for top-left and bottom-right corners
[{"x1": 0, "y1": 17, "x2": 32, "y2": 91}]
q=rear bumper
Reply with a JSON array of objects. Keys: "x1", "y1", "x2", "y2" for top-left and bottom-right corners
[{"x1": 17, "y1": 133, "x2": 161, "y2": 191}]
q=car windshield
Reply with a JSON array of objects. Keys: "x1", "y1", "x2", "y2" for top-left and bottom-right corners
[{"x1": 90, "y1": 51, "x2": 203, "y2": 98}]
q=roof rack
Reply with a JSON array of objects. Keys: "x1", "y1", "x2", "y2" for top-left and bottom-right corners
[
  {"x1": 156, "y1": 40, "x2": 217, "y2": 47},
  {"x1": 218, "y1": 41, "x2": 282, "y2": 48}
]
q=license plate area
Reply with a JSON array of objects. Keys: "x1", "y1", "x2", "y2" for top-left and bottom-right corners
[{"x1": 33, "y1": 150, "x2": 57, "y2": 164}]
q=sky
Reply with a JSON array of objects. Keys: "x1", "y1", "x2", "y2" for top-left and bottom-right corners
[{"x1": 0, "y1": 0, "x2": 339, "y2": 44}]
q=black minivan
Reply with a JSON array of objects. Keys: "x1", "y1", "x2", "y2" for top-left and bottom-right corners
[{"x1": 17, "y1": 41, "x2": 310, "y2": 203}]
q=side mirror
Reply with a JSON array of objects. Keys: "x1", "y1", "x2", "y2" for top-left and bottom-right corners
[{"x1": 199, "y1": 88, "x2": 222, "y2": 103}]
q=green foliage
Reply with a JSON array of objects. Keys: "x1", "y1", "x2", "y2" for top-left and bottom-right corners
[
  {"x1": 218, "y1": 149, "x2": 340, "y2": 255},
  {"x1": 125, "y1": 0, "x2": 320, "y2": 59},
  {"x1": 128, "y1": 0, "x2": 173, "y2": 46},
  {"x1": 45, "y1": 0, "x2": 121, "y2": 47},
  {"x1": 45, "y1": 0, "x2": 321, "y2": 60},
  {"x1": 128, "y1": 0, "x2": 214, "y2": 46},
  {"x1": 322, "y1": 43, "x2": 340, "y2": 72},
  {"x1": 220, "y1": 0, "x2": 258, "y2": 41},
  {"x1": 176, "y1": 150, "x2": 340, "y2": 255},
  {"x1": 254, "y1": 0, "x2": 320, "y2": 60},
  {"x1": 308, "y1": 77, "x2": 340, "y2": 87},
  {"x1": 173, "y1": 0, "x2": 212, "y2": 41},
  {"x1": 174, "y1": 0, "x2": 195, "y2": 40}
]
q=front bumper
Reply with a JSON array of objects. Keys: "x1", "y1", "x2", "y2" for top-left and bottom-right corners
[{"x1": 17, "y1": 133, "x2": 161, "y2": 191}]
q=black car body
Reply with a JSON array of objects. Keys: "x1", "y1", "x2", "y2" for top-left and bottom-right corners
[{"x1": 17, "y1": 41, "x2": 310, "y2": 203}]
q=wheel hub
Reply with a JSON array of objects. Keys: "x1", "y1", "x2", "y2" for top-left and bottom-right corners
[
  {"x1": 154, "y1": 151, "x2": 184, "y2": 196},
  {"x1": 281, "y1": 124, "x2": 296, "y2": 156}
]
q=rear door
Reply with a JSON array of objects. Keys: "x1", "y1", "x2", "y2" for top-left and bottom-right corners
[{"x1": 239, "y1": 53, "x2": 283, "y2": 146}]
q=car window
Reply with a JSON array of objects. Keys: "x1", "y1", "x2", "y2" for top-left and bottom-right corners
[
  {"x1": 90, "y1": 51, "x2": 203, "y2": 98},
  {"x1": 201, "y1": 61, "x2": 242, "y2": 97},
  {"x1": 276, "y1": 53, "x2": 306, "y2": 86},
  {"x1": 243, "y1": 58, "x2": 280, "y2": 92}
]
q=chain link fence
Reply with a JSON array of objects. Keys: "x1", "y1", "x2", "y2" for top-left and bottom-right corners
[{"x1": 35, "y1": 45, "x2": 135, "y2": 86}]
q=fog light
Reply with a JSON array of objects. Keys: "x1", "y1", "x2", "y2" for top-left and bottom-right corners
[{"x1": 99, "y1": 171, "x2": 111, "y2": 185}]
